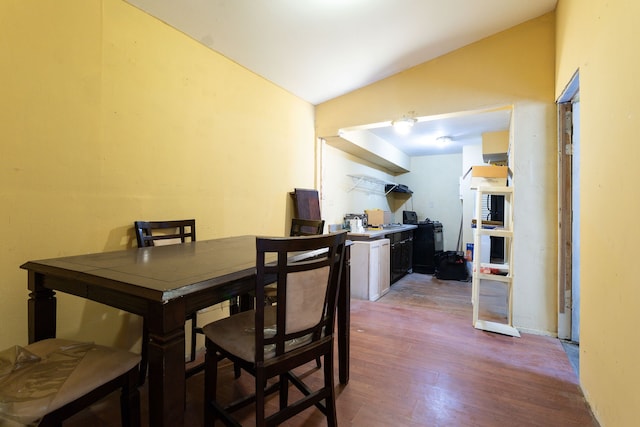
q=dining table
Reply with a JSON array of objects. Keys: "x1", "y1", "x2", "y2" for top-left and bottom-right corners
[{"x1": 21, "y1": 234, "x2": 351, "y2": 427}]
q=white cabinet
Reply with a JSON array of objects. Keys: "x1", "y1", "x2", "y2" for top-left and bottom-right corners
[
  {"x1": 472, "y1": 186, "x2": 519, "y2": 337},
  {"x1": 350, "y1": 239, "x2": 390, "y2": 301}
]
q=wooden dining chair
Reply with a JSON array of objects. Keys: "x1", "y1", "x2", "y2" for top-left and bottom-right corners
[
  {"x1": 134, "y1": 219, "x2": 196, "y2": 248},
  {"x1": 263, "y1": 218, "x2": 325, "y2": 306},
  {"x1": 290, "y1": 219, "x2": 325, "y2": 369},
  {"x1": 202, "y1": 232, "x2": 347, "y2": 427},
  {"x1": 133, "y1": 219, "x2": 200, "y2": 383},
  {"x1": 0, "y1": 338, "x2": 140, "y2": 427}
]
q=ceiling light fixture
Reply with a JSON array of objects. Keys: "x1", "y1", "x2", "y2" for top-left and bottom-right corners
[
  {"x1": 391, "y1": 115, "x2": 417, "y2": 135},
  {"x1": 435, "y1": 136, "x2": 452, "y2": 147}
]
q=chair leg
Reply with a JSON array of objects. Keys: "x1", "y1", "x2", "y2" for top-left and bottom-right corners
[
  {"x1": 313, "y1": 331, "x2": 322, "y2": 368},
  {"x1": 139, "y1": 321, "x2": 149, "y2": 386},
  {"x1": 229, "y1": 296, "x2": 240, "y2": 315},
  {"x1": 204, "y1": 340, "x2": 218, "y2": 426},
  {"x1": 238, "y1": 294, "x2": 254, "y2": 311},
  {"x1": 121, "y1": 367, "x2": 141, "y2": 427},
  {"x1": 323, "y1": 353, "x2": 337, "y2": 427},
  {"x1": 189, "y1": 312, "x2": 198, "y2": 363},
  {"x1": 255, "y1": 369, "x2": 267, "y2": 427},
  {"x1": 279, "y1": 373, "x2": 288, "y2": 411}
]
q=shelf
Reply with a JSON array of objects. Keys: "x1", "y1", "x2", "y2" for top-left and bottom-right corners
[
  {"x1": 476, "y1": 273, "x2": 511, "y2": 282},
  {"x1": 475, "y1": 185, "x2": 513, "y2": 196},
  {"x1": 475, "y1": 228, "x2": 513, "y2": 238},
  {"x1": 347, "y1": 174, "x2": 411, "y2": 195},
  {"x1": 474, "y1": 320, "x2": 521, "y2": 337},
  {"x1": 472, "y1": 185, "x2": 518, "y2": 337},
  {"x1": 480, "y1": 262, "x2": 509, "y2": 270}
]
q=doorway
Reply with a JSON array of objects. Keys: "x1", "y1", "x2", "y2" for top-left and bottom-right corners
[{"x1": 557, "y1": 71, "x2": 580, "y2": 373}]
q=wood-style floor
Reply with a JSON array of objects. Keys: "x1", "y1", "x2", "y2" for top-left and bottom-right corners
[{"x1": 65, "y1": 273, "x2": 599, "y2": 426}]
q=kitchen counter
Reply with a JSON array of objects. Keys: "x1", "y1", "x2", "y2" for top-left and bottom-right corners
[
  {"x1": 347, "y1": 224, "x2": 417, "y2": 240},
  {"x1": 348, "y1": 223, "x2": 416, "y2": 284}
]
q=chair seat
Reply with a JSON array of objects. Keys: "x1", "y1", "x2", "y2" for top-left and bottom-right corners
[
  {"x1": 0, "y1": 338, "x2": 140, "y2": 425},
  {"x1": 202, "y1": 306, "x2": 315, "y2": 363}
]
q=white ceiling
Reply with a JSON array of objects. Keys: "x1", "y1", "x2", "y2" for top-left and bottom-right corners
[
  {"x1": 125, "y1": 0, "x2": 556, "y2": 156},
  {"x1": 347, "y1": 107, "x2": 513, "y2": 156}
]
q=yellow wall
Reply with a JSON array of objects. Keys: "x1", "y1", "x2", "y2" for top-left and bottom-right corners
[
  {"x1": 0, "y1": 0, "x2": 315, "y2": 350},
  {"x1": 316, "y1": 14, "x2": 555, "y2": 137},
  {"x1": 556, "y1": 1, "x2": 640, "y2": 425},
  {"x1": 7, "y1": 2, "x2": 633, "y2": 422},
  {"x1": 317, "y1": 14, "x2": 558, "y2": 335}
]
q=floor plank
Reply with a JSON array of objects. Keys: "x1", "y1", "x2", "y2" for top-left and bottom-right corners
[{"x1": 64, "y1": 273, "x2": 598, "y2": 426}]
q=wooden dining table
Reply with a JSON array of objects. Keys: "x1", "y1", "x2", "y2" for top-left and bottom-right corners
[{"x1": 21, "y1": 234, "x2": 351, "y2": 427}]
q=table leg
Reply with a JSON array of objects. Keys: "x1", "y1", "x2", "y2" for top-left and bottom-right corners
[
  {"x1": 147, "y1": 301, "x2": 186, "y2": 427},
  {"x1": 27, "y1": 271, "x2": 56, "y2": 343},
  {"x1": 337, "y1": 247, "x2": 350, "y2": 384}
]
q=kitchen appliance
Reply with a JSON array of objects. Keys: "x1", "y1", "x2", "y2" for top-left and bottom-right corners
[
  {"x1": 344, "y1": 213, "x2": 367, "y2": 229},
  {"x1": 489, "y1": 194, "x2": 505, "y2": 261},
  {"x1": 385, "y1": 184, "x2": 413, "y2": 194},
  {"x1": 403, "y1": 210, "x2": 418, "y2": 225},
  {"x1": 404, "y1": 211, "x2": 443, "y2": 274},
  {"x1": 348, "y1": 218, "x2": 365, "y2": 233}
]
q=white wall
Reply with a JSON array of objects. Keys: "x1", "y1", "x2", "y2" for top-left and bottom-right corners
[
  {"x1": 510, "y1": 101, "x2": 557, "y2": 335},
  {"x1": 321, "y1": 138, "x2": 473, "y2": 254},
  {"x1": 320, "y1": 142, "x2": 397, "y2": 228},
  {"x1": 397, "y1": 153, "x2": 467, "y2": 251},
  {"x1": 461, "y1": 144, "x2": 485, "y2": 248}
]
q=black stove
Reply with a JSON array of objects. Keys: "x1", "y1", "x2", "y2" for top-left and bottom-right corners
[{"x1": 403, "y1": 211, "x2": 443, "y2": 274}]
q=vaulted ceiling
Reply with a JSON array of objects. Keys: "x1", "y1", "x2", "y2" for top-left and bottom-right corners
[{"x1": 126, "y1": 0, "x2": 557, "y2": 156}]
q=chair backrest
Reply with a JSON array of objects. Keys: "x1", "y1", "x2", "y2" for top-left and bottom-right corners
[
  {"x1": 290, "y1": 218, "x2": 325, "y2": 237},
  {"x1": 133, "y1": 219, "x2": 196, "y2": 248},
  {"x1": 254, "y1": 232, "x2": 347, "y2": 363}
]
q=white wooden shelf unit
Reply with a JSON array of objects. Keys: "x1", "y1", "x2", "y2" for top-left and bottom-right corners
[{"x1": 471, "y1": 186, "x2": 520, "y2": 337}]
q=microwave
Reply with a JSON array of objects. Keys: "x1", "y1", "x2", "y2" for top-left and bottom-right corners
[{"x1": 403, "y1": 211, "x2": 418, "y2": 225}]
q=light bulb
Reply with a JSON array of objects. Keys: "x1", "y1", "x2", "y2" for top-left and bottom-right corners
[{"x1": 392, "y1": 117, "x2": 416, "y2": 135}]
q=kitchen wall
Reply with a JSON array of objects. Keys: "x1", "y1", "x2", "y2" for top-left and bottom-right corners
[
  {"x1": 0, "y1": 0, "x2": 316, "y2": 351},
  {"x1": 321, "y1": 142, "x2": 466, "y2": 251},
  {"x1": 322, "y1": 132, "x2": 495, "y2": 257},
  {"x1": 556, "y1": 0, "x2": 640, "y2": 425},
  {"x1": 320, "y1": 142, "x2": 396, "y2": 227},
  {"x1": 398, "y1": 153, "x2": 468, "y2": 252},
  {"x1": 317, "y1": 13, "x2": 556, "y2": 336}
]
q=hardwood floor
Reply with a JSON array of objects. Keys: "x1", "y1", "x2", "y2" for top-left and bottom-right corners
[{"x1": 65, "y1": 273, "x2": 598, "y2": 426}]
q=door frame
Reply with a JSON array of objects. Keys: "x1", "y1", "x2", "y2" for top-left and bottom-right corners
[{"x1": 557, "y1": 70, "x2": 580, "y2": 340}]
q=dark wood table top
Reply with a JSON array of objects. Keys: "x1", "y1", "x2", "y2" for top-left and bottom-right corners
[{"x1": 21, "y1": 235, "x2": 261, "y2": 303}]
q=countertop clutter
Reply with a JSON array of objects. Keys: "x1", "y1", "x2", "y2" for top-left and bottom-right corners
[
  {"x1": 347, "y1": 223, "x2": 417, "y2": 239},
  {"x1": 344, "y1": 209, "x2": 417, "y2": 239}
]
